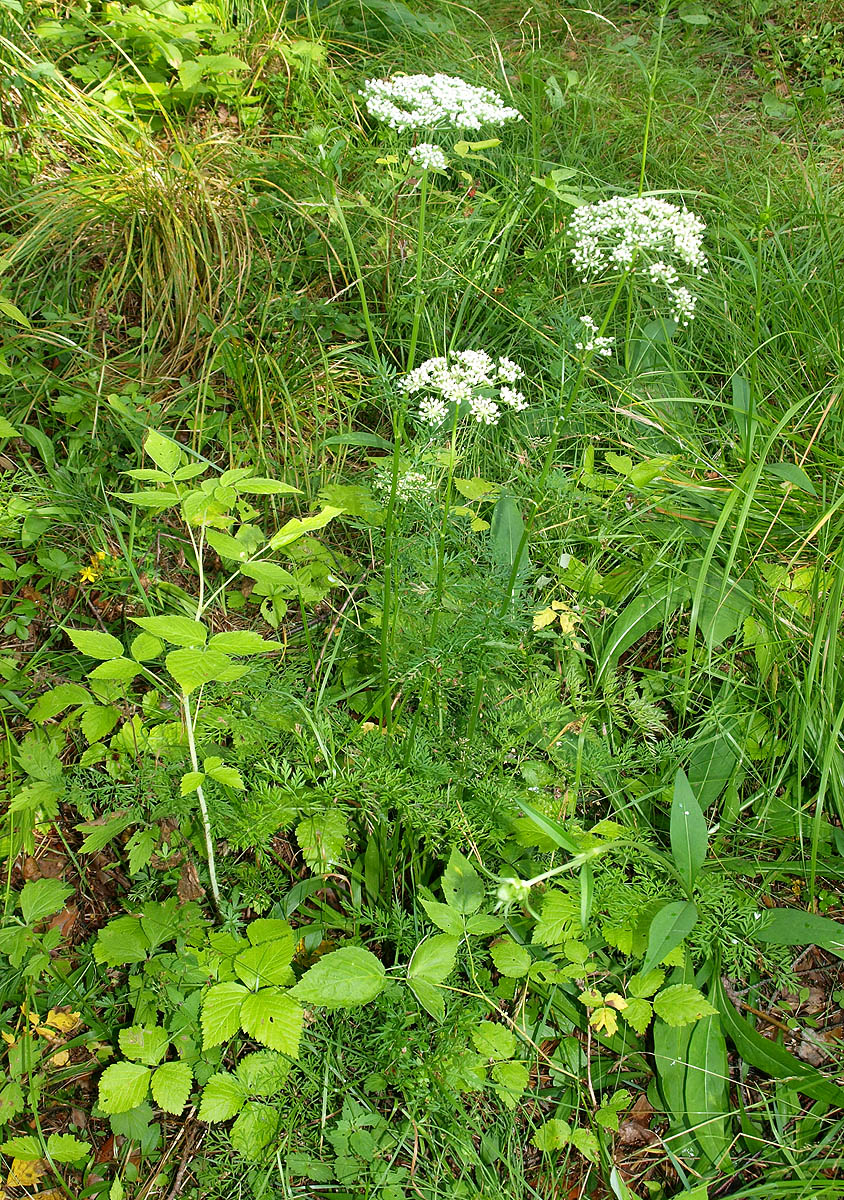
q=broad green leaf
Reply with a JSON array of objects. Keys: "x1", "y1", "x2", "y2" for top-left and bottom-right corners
[
  {"x1": 653, "y1": 984, "x2": 717, "y2": 1027},
  {"x1": 670, "y1": 769, "x2": 708, "y2": 892},
  {"x1": 234, "y1": 938, "x2": 296, "y2": 989},
  {"x1": 208, "y1": 631, "x2": 283, "y2": 655},
  {"x1": 570, "y1": 1127, "x2": 600, "y2": 1163},
  {"x1": 46, "y1": 1132, "x2": 91, "y2": 1164},
  {"x1": 628, "y1": 969, "x2": 665, "y2": 998},
  {"x1": 620, "y1": 996, "x2": 653, "y2": 1035},
  {"x1": 235, "y1": 1051, "x2": 290, "y2": 1097},
  {"x1": 118, "y1": 1025, "x2": 169, "y2": 1066},
  {"x1": 764, "y1": 462, "x2": 816, "y2": 495},
  {"x1": 144, "y1": 429, "x2": 181, "y2": 474},
  {"x1": 420, "y1": 898, "x2": 463, "y2": 935},
  {"x1": 712, "y1": 972, "x2": 844, "y2": 1107},
  {"x1": 754, "y1": 908, "x2": 844, "y2": 957},
  {"x1": 198, "y1": 1072, "x2": 247, "y2": 1122},
  {"x1": 20, "y1": 878, "x2": 73, "y2": 925},
  {"x1": 688, "y1": 560, "x2": 753, "y2": 649},
  {"x1": 133, "y1": 615, "x2": 207, "y2": 646},
  {"x1": 239, "y1": 561, "x2": 298, "y2": 592},
  {"x1": 408, "y1": 976, "x2": 445, "y2": 1022},
  {"x1": 407, "y1": 934, "x2": 459, "y2": 984},
  {"x1": 65, "y1": 628, "x2": 124, "y2": 660},
  {"x1": 490, "y1": 936, "x2": 531, "y2": 978},
  {"x1": 532, "y1": 1118, "x2": 571, "y2": 1151},
  {"x1": 235, "y1": 477, "x2": 300, "y2": 495},
  {"x1": 81, "y1": 705, "x2": 120, "y2": 743},
  {"x1": 131, "y1": 632, "x2": 164, "y2": 661},
  {"x1": 151, "y1": 1061, "x2": 192, "y2": 1115},
  {"x1": 465, "y1": 913, "x2": 504, "y2": 935},
  {"x1": 230, "y1": 1101, "x2": 279, "y2": 1160},
  {"x1": 654, "y1": 1017, "x2": 695, "y2": 1123},
  {"x1": 98, "y1": 1061, "x2": 151, "y2": 1114},
  {"x1": 598, "y1": 580, "x2": 689, "y2": 679},
  {"x1": 472, "y1": 1021, "x2": 516, "y2": 1059},
  {"x1": 205, "y1": 529, "x2": 251, "y2": 561},
  {"x1": 685, "y1": 1014, "x2": 731, "y2": 1166},
  {"x1": 532, "y1": 888, "x2": 581, "y2": 946},
  {"x1": 642, "y1": 901, "x2": 697, "y2": 974},
  {"x1": 28, "y1": 682, "x2": 89, "y2": 723},
  {"x1": 88, "y1": 658, "x2": 139, "y2": 683},
  {"x1": 292, "y1": 946, "x2": 386, "y2": 1009},
  {"x1": 491, "y1": 1059, "x2": 529, "y2": 1107},
  {"x1": 268, "y1": 506, "x2": 342, "y2": 550},
  {"x1": 205, "y1": 762, "x2": 245, "y2": 789},
  {"x1": 489, "y1": 494, "x2": 528, "y2": 576},
  {"x1": 94, "y1": 916, "x2": 150, "y2": 966},
  {"x1": 240, "y1": 990, "x2": 303, "y2": 1054},
  {"x1": 180, "y1": 770, "x2": 205, "y2": 796},
  {"x1": 165, "y1": 647, "x2": 232, "y2": 694},
  {"x1": 117, "y1": 489, "x2": 181, "y2": 510},
  {"x1": 246, "y1": 919, "x2": 294, "y2": 947},
  {"x1": 0, "y1": 1135, "x2": 41, "y2": 1160},
  {"x1": 441, "y1": 848, "x2": 484, "y2": 915},
  {"x1": 295, "y1": 810, "x2": 347, "y2": 872},
  {"x1": 201, "y1": 982, "x2": 249, "y2": 1049}
]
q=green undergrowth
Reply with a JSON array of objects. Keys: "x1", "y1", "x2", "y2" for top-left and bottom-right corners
[{"x1": 1, "y1": 1, "x2": 843, "y2": 1198}]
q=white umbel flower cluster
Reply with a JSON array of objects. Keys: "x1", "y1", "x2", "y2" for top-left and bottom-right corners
[
  {"x1": 400, "y1": 350, "x2": 527, "y2": 427},
  {"x1": 574, "y1": 315, "x2": 615, "y2": 358},
  {"x1": 361, "y1": 73, "x2": 522, "y2": 131},
  {"x1": 569, "y1": 196, "x2": 707, "y2": 325},
  {"x1": 408, "y1": 143, "x2": 448, "y2": 172},
  {"x1": 372, "y1": 465, "x2": 434, "y2": 505}
]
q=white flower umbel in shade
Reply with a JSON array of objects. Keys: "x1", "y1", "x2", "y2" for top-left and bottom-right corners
[
  {"x1": 400, "y1": 350, "x2": 527, "y2": 427},
  {"x1": 569, "y1": 195, "x2": 707, "y2": 325},
  {"x1": 574, "y1": 315, "x2": 615, "y2": 359},
  {"x1": 372, "y1": 465, "x2": 435, "y2": 505},
  {"x1": 361, "y1": 73, "x2": 522, "y2": 131},
  {"x1": 407, "y1": 143, "x2": 449, "y2": 172}
]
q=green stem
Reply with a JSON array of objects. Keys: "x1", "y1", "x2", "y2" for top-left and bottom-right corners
[
  {"x1": 639, "y1": 0, "x2": 669, "y2": 196},
  {"x1": 406, "y1": 168, "x2": 429, "y2": 374},
  {"x1": 183, "y1": 691, "x2": 221, "y2": 913},
  {"x1": 331, "y1": 188, "x2": 381, "y2": 367}
]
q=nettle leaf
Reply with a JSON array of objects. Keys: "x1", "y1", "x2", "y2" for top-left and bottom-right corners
[
  {"x1": 653, "y1": 984, "x2": 717, "y2": 1027},
  {"x1": 207, "y1": 631, "x2": 283, "y2": 655},
  {"x1": 293, "y1": 946, "x2": 386, "y2": 1009},
  {"x1": 205, "y1": 761, "x2": 245, "y2": 790},
  {"x1": 199, "y1": 1071, "x2": 247, "y2": 1122},
  {"x1": 166, "y1": 647, "x2": 233, "y2": 694},
  {"x1": 490, "y1": 936, "x2": 531, "y2": 978},
  {"x1": 151, "y1": 1061, "x2": 193, "y2": 1115},
  {"x1": 670, "y1": 769, "x2": 709, "y2": 892},
  {"x1": 441, "y1": 848, "x2": 484, "y2": 915},
  {"x1": 201, "y1": 982, "x2": 249, "y2": 1049},
  {"x1": 239, "y1": 989, "x2": 303, "y2": 1055},
  {"x1": 144, "y1": 429, "x2": 181, "y2": 474},
  {"x1": 642, "y1": 901, "x2": 697, "y2": 974},
  {"x1": 118, "y1": 1025, "x2": 169, "y2": 1066},
  {"x1": 133, "y1": 615, "x2": 207, "y2": 646},
  {"x1": 98, "y1": 1061, "x2": 151, "y2": 1114},
  {"x1": 420, "y1": 898, "x2": 463, "y2": 935},
  {"x1": 66, "y1": 628, "x2": 124, "y2": 660},
  {"x1": 180, "y1": 771, "x2": 205, "y2": 796},
  {"x1": 408, "y1": 934, "x2": 458, "y2": 986},
  {"x1": 20, "y1": 878, "x2": 73, "y2": 925}
]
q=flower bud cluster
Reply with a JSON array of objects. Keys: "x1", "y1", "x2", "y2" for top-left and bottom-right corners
[
  {"x1": 361, "y1": 73, "x2": 522, "y2": 131},
  {"x1": 408, "y1": 143, "x2": 449, "y2": 171},
  {"x1": 569, "y1": 195, "x2": 707, "y2": 325},
  {"x1": 399, "y1": 350, "x2": 528, "y2": 427}
]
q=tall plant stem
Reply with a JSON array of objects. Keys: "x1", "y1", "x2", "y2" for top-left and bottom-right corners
[
  {"x1": 183, "y1": 691, "x2": 221, "y2": 913},
  {"x1": 331, "y1": 189, "x2": 381, "y2": 367},
  {"x1": 406, "y1": 169, "x2": 429, "y2": 374},
  {"x1": 638, "y1": 0, "x2": 669, "y2": 196}
]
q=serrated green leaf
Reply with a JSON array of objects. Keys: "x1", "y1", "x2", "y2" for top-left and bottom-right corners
[
  {"x1": 628, "y1": 968, "x2": 665, "y2": 998},
  {"x1": 420, "y1": 898, "x2": 463, "y2": 935},
  {"x1": 236, "y1": 1050, "x2": 290, "y2": 1097},
  {"x1": 0, "y1": 1134, "x2": 41, "y2": 1160},
  {"x1": 131, "y1": 632, "x2": 164, "y2": 661},
  {"x1": 77, "y1": 812, "x2": 134, "y2": 853},
  {"x1": 46, "y1": 1132, "x2": 91, "y2": 1164},
  {"x1": 206, "y1": 763, "x2": 244, "y2": 789},
  {"x1": 472, "y1": 1021, "x2": 516, "y2": 1060},
  {"x1": 230, "y1": 1101, "x2": 279, "y2": 1159},
  {"x1": 94, "y1": 916, "x2": 150, "y2": 966},
  {"x1": 98, "y1": 1061, "x2": 151, "y2": 1114},
  {"x1": 247, "y1": 919, "x2": 294, "y2": 947},
  {"x1": 234, "y1": 936, "x2": 296, "y2": 989},
  {"x1": 88, "y1": 658, "x2": 139, "y2": 683},
  {"x1": 118, "y1": 1025, "x2": 169, "y2": 1066},
  {"x1": 620, "y1": 995, "x2": 653, "y2": 1035},
  {"x1": 66, "y1": 628, "x2": 124, "y2": 660},
  {"x1": 28, "y1": 682, "x2": 90, "y2": 723},
  {"x1": 166, "y1": 647, "x2": 232, "y2": 694},
  {"x1": 292, "y1": 946, "x2": 385, "y2": 1009},
  {"x1": 295, "y1": 810, "x2": 347, "y2": 872},
  {"x1": 199, "y1": 1072, "x2": 247, "y2": 1122},
  {"x1": 408, "y1": 934, "x2": 459, "y2": 984},
  {"x1": 489, "y1": 936, "x2": 531, "y2": 978},
  {"x1": 532, "y1": 1118, "x2": 572, "y2": 1151},
  {"x1": 151, "y1": 1061, "x2": 192, "y2": 1115},
  {"x1": 201, "y1": 982, "x2": 249, "y2": 1049},
  {"x1": 208, "y1": 631, "x2": 283, "y2": 655},
  {"x1": 653, "y1": 983, "x2": 717, "y2": 1027},
  {"x1": 464, "y1": 912, "x2": 504, "y2": 935},
  {"x1": 491, "y1": 1058, "x2": 529, "y2": 1106},
  {"x1": 180, "y1": 770, "x2": 205, "y2": 795},
  {"x1": 81, "y1": 705, "x2": 120, "y2": 743},
  {"x1": 20, "y1": 878, "x2": 73, "y2": 925},
  {"x1": 240, "y1": 989, "x2": 303, "y2": 1054},
  {"x1": 570, "y1": 1127, "x2": 600, "y2": 1162},
  {"x1": 133, "y1": 615, "x2": 207, "y2": 646}
]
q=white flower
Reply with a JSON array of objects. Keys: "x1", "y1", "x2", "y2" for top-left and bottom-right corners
[
  {"x1": 408, "y1": 142, "x2": 448, "y2": 171},
  {"x1": 361, "y1": 73, "x2": 522, "y2": 131},
  {"x1": 401, "y1": 350, "x2": 529, "y2": 427},
  {"x1": 569, "y1": 195, "x2": 707, "y2": 325},
  {"x1": 574, "y1": 315, "x2": 615, "y2": 358},
  {"x1": 372, "y1": 465, "x2": 434, "y2": 504}
]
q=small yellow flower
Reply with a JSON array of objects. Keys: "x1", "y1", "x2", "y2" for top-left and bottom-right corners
[{"x1": 79, "y1": 567, "x2": 98, "y2": 583}]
